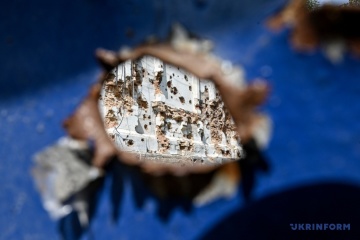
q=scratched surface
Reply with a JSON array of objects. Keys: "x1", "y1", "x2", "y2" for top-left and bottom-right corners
[{"x1": 1, "y1": 0, "x2": 360, "y2": 239}]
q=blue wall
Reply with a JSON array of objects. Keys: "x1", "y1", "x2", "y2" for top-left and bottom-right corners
[{"x1": 1, "y1": 0, "x2": 360, "y2": 239}]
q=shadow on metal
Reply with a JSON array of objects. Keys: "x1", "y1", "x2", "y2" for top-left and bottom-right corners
[
  {"x1": 239, "y1": 138, "x2": 270, "y2": 201},
  {"x1": 57, "y1": 137, "x2": 270, "y2": 239},
  {"x1": 200, "y1": 182, "x2": 360, "y2": 240}
]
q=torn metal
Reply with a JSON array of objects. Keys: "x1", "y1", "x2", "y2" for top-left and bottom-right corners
[
  {"x1": 90, "y1": 36, "x2": 269, "y2": 170},
  {"x1": 33, "y1": 25, "x2": 271, "y2": 215},
  {"x1": 63, "y1": 26, "x2": 270, "y2": 200},
  {"x1": 268, "y1": 0, "x2": 360, "y2": 56}
]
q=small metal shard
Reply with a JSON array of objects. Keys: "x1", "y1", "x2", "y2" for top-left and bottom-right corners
[{"x1": 32, "y1": 137, "x2": 103, "y2": 220}]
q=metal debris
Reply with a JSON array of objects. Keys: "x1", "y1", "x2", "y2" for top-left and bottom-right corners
[
  {"x1": 32, "y1": 137, "x2": 103, "y2": 221},
  {"x1": 268, "y1": 0, "x2": 360, "y2": 57}
]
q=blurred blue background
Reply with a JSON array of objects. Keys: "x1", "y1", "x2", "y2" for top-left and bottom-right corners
[{"x1": 1, "y1": 0, "x2": 360, "y2": 239}]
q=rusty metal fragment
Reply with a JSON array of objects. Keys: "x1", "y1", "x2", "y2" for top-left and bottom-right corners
[{"x1": 268, "y1": 0, "x2": 360, "y2": 55}]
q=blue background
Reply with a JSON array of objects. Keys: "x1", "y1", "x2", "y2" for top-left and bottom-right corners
[{"x1": 1, "y1": 0, "x2": 360, "y2": 239}]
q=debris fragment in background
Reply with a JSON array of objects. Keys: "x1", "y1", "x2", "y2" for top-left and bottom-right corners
[
  {"x1": 170, "y1": 23, "x2": 214, "y2": 54},
  {"x1": 32, "y1": 137, "x2": 103, "y2": 225},
  {"x1": 193, "y1": 161, "x2": 240, "y2": 206},
  {"x1": 268, "y1": 0, "x2": 360, "y2": 60}
]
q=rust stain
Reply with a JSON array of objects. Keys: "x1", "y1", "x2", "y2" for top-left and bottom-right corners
[
  {"x1": 137, "y1": 95, "x2": 148, "y2": 109},
  {"x1": 201, "y1": 94, "x2": 237, "y2": 149},
  {"x1": 104, "y1": 109, "x2": 118, "y2": 129},
  {"x1": 103, "y1": 77, "x2": 135, "y2": 114},
  {"x1": 154, "y1": 71, "x2": 163, "y2": 95}
]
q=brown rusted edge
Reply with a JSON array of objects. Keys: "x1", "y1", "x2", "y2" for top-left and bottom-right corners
[
  {"x1": 63, "y1": 41, "x2": 269, "y2": 178},
  {"x1": 267, "y1": 0, "x2": 360, "y2": 54}
]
